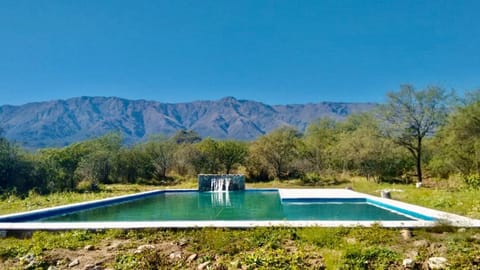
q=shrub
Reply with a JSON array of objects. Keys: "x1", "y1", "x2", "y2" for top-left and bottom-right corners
[
  {"x1": 464, "y1": 173, "x2": 480, "y2": 189},
  {"x1": 342, "y1": 246, "x2": 400, "y2": 269},
  {"x1": 75, "y1": 179, "x2": 99, "y2": 193}
]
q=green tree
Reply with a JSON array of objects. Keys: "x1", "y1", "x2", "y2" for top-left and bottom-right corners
[
  {"x1": 143, "y1": 137, "x2": 176, "y2": 179},
  {"x1": 379, "y1": 85, "x2": 451, "y2": 183},
  {"x1": 217, "y1": 140, "x2": 248, "y2": 174},
  {"x1": 0, "y1": 135, "x2": 35, "y2": 193},
  {"x1": 302, "y1": 118, "x2": 339, "y2": 174},
  {"x1": 172, "y1": 130, "x2": 202, "y2": 144},
  {"x1": 336, "y1": 113, "x2": 413, "y2": 182},
  {"x1": 195, "y1": 138, "x2": 221, "y2": 174},
  {"x1": 250, "y1": 126, "x2": 302, "y2": 179},
  {"x1": 432, "y1": 92, "x2": 480, "y2": 178}
]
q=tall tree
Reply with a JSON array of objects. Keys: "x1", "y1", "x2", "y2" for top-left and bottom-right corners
[
  {"x1": 379, "y1": 85, "x2": 451, "y2": 183},
  {"x1": 302, "y1": 118, "x2": 339, "y2": 173},
  {"x1": 250, "y1": 126, "x2": 302, "y2": 179},
  {"x1": 433, "y1": 91, "x2": 480, "y2": 176},
  {"x1": 336, "y1": 113, "x2": 412, "y2": 182},
  {"x1": 218, "y1": 140, "x2": 248, "y2": 174}
]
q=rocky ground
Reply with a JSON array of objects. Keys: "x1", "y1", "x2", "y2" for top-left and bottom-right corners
[{"x1": 1, "y1": 227, "x2": 480, "y2": 269}]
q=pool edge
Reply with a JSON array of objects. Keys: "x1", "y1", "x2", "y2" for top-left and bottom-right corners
[{"x1": 1, "y1": 188, "x2": 479, "y2": 229}]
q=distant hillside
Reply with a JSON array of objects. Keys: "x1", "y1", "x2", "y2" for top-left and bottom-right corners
[{"x1": 0, "y1": 96, "x2": 376, "y2": 148}]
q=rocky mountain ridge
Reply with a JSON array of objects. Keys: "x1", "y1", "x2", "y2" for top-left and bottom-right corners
[{"x1": 0, "y1": 96, "x2": 376, "y2": 148}]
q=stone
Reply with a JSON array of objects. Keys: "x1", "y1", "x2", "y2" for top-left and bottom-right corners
[
  {"x1": 416, "y1": 182, "x2": 422, "y2": 188},
  {"x1": 68, "y1": 259, "x2": 80, "y2": 268},
  {"x1": 187, "y1": 253, "x2": 198, "y2": 262},
  {"x1": 428, "y1": 257, "x2": 448, "y2": 269},
  {"x1": 400, "y1": 229, "x2": 412, "y2": 240},
  {"x1": 380, "y1": 190, "x2": 391, "y2": 199},
  {"x1": 197, "y1": 261, "x2": 210, "y2": 270},
  {"x1": 346, "y1": 237, "x2": 357, "y2": 244},
  {"x1": 47, "y1": 266, "x2": 58, "y2": 270},
  {"x1": 84, "y1": 245, "x2": 95, "y2": 251},
  {"x1": 457, "y1": 228, "x2": 466, "y2": 233},
  {"x1": 20, "y1": 253, "x2": 35, "y2": 264},
  {"x1": 413, "y1": 239, "x2": 430, "y2": 248},
  {"x1": 471, "y1": 234, "x2": 480, "y2": 241},
  {"x1": 106, "y1": 241, "x2": 123, "y2": 251},
  {"x1": 84, "y1": 265, "x2": 103, "y2": 270},
  {"x1": 134, "y1": 244, "x2": 155, "y2": 253},
  {"x1": 169, "y1": 251, "x2": 183, "y2": 260},
  {"x1": 177, "y1": 238, "x2": 188, "y2": 246},
  {"x1": 402, "y1": 258, "x2": 414, "y2": 268}
]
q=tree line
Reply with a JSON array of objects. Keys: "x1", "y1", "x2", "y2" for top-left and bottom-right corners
[{"x1": 1, "y1": 85, "x2": 479, "y2": 195}]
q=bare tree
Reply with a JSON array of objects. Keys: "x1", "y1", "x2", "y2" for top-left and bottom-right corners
[{"x1": 379, "y1": 85, "x2": 451, "y2": 183}]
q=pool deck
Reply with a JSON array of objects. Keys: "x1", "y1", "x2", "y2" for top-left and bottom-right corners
[{"x1": 0, "y1": 188, "x2": 479, "y2": 230}]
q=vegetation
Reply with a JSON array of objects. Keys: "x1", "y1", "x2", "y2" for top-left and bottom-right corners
[
  {"x1": 1, "y1": 86, "x2": 478, "y2": 195},
  {"x1": 0, "y1": 181, "x2": 479, "y2": 269},
  {"x1": 1, "y1": 86, "x2": 480, "y2": 268}
]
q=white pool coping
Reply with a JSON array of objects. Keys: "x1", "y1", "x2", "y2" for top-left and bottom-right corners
[{"x1": 0, "y1": 188, "x2": 479, "y2": 230}]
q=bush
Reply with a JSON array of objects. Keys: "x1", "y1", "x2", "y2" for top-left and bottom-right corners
[
  {"x1": 464, "y1": 173, "x2": 480, "y2": 189},
  {"x1": 300, "y1": 172, "x2": 324, "y2": 185},
  {"x1": 75, "y1": 179, "x2": 99, "y2": 193},
  {"x1": 342, "y1": 246, "x2": 400, "y2": 269}
]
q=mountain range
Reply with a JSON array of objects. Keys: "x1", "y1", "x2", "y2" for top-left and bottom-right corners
[{"x1": 0, "y1": 96, "x2": 376, "y2": 148}]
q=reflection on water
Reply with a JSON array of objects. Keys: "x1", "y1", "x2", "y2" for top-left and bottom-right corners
[{"x1": 210, "y1": 191, "x2": 231, "y2": 207}]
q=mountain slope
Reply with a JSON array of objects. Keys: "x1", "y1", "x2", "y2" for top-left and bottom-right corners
[{"x1": 0, "y1": 96, "x2": 376, "y2": 148}]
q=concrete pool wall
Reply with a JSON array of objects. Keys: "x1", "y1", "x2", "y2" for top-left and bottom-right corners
[{"x1": 0, "y1": 189, "x2": 478, "y2": 230}]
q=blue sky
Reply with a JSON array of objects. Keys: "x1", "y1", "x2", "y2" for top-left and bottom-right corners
[{"x1": 0, "y1": 0, "x2": 479, "y2": 106}]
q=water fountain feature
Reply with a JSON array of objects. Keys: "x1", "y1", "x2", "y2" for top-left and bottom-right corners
[
  {"x1": 198, "y1": 174, "x2": 245, "y2": 206},
  {"x1": 211, "y1": 177, "x2": 231, "y2": 192},
  {"x1": 198, "y1": 174, "x2": 245, "y2": 192}
]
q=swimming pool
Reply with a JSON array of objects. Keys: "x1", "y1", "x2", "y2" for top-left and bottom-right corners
[{"x1": 0, "y1": 189, "x2": 478, "y2": 229}]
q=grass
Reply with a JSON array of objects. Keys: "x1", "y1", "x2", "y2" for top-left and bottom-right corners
[{"x1": 1, "y1": 178, "x2": 479, "y2": 269}]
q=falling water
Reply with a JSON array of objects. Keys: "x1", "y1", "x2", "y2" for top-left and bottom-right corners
[
  {"x1": 210, "y1": 177, "x2": 232, "y2": 206},
  {"x1": 210, "y1": 177, "x2": 231, "y2": 192}
]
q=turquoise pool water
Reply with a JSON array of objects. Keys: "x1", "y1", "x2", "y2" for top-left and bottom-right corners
[{"x1": 40, "y1": 191, "x2": 414, "y2": 222}]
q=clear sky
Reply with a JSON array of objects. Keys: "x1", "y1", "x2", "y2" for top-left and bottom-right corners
[{"x1": 1, "y1": 0, "x2": 479, "y2": 106}]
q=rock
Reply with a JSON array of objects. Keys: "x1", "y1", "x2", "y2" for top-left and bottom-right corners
[
  {"x1": 84, "y1": 245, "x2": 95, "y2": 251},
  {"x1": 345, "y1": 186, "x2": 353, "y2": 190},
  {"x1": 428, "y1": 257, "x2": 448, "y2": 269},
  {"x1": 169, "y1": 251, "x2": 183, "y2": 260},
  {"x1": 47, "y1": 266, "x2": 58, "y2": 270},
  {"x1": 177, "y1": 238, "x2": 188, "y2": 246},
  {"x1": 20, "y1": 253, "x2": 35, "y2": 264},
  {"x1": 187, "y1": 253, "x2": 198, "y2": 262},
  {"x1": 402, "y1": 258, "x2": 414, "y2": 268},
  {"x1": 134, "y1": 244, "x2": 155, "y2": 254},
  {"x1": 84, "y1": 265, "x2": 103, "y2": 270},
  {"x1": 457, "y1": 228, "x2": 466, "y2": 233},
  {"x1": 400, "y1": 229, "x2": 412, "y2": 240},
  {"x1": 471, "y1": 234, "x2": 480, "y2": 242},
  {"x1": 416, "y1": 182, "x2": 422, "y2": 188},
  {"x1": 380, "y1": 190, "x2": 391, "y2": 198},
  {"x1": 25, "y1": 261, "x2": 37, "y2": 269},
  {"x1": 68, "y1": 259, "x2": 80, "y2": 268},
  {"x1": 197, "y1": 261, "x2": 210, "y2": 270},
  {"x1": 413, "y1": 239, "x2": 430, "y2": 248},
  {"x1": 106, "y1": 242, "x2": 123, "y2": 251},
  {"x1": 346, "y1": 237, "x2": 357, "y2": 244}
]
